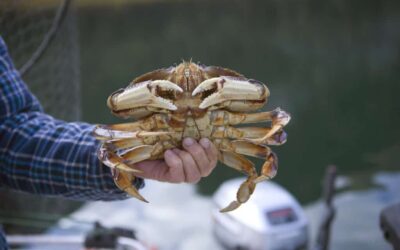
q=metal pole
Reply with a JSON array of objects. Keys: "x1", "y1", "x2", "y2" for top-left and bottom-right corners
[{"x1": 314, "y1": 165, "x2": 337, "y2": 250}]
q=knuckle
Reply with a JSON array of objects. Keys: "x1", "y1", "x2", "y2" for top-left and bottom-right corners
[
  {"x1": 171, "y1": 157, "x2": 183, "y2": 169},
  {"x1": 170, "y1": 169, "x2": 184, "y2": 183},
  {"x1": 190, "y1": 145, "x2": 204, "y2": 155},
  {"x1": 178, "y1": 150, "x2": 191, "y2": 160}
]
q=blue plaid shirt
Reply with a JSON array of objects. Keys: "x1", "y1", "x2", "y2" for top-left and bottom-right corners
[{"x1": 0, "y1": 36, "x2": 143, "y2": 249}]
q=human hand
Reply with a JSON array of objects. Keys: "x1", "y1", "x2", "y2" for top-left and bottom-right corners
[{"x1": 133, "y1": 138, "x2": 218, "y2": 183}]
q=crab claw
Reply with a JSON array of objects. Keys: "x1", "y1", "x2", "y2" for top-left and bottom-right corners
[
  {"x1": 192, "y1": 77, "x2": 269, "y2": 109},
  {"x1": 107, "y1": 80, "x2": 183, "y2": 112}
]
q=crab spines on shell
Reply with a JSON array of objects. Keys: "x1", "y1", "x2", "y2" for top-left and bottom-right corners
[
  {"x1": 107, "y1": 80, "x2": 183, "y2": 113},
  {"x1": 192, "y1": 76, "x2": 269, "y2": 109}
]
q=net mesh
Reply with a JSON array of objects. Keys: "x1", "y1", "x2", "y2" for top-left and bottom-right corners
[
  {"x1": 0, "y1": 0, "x2": 82, "y2": 233},
  {"x1": 0, "y1": 0, "x2": 80, "y2": 121}
]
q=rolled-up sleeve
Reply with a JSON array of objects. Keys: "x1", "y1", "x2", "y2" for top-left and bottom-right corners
[{"x1": 0, "y1": 36, "x2": 142, "y2": 201}]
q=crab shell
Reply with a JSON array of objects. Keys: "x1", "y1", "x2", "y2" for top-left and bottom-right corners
[{"x1": 94, "y1": 62, "x2": 291, "y2": 212}]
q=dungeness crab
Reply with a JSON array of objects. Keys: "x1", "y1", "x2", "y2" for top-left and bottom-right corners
[{"x1": 94, "y1": 61, "x2": 291, "y2": 212}]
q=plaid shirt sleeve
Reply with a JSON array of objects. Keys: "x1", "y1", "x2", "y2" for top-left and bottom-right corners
[{"x1": 0, "y1": 36, "x2": 143, "y2": 201}]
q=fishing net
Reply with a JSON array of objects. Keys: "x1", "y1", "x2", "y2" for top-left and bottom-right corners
[
  {"x1": 0, "y1": 0, "x2": 80, "y2": 121},
  {"x1": 0, "y1": 0, "x2": 82, "y2": 233}
]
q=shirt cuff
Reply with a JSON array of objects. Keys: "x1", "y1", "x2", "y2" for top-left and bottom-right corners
[{"x1": 133, "y1": 177, "x2": 145, "y2": 189}]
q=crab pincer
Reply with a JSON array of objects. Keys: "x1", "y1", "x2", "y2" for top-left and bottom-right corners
[
  {"x1": 107, "y1": 80, "x2": 183, "y2": 114},
  {"x1": 192, "y1": 76, "x2": 269, "y2": 109}
]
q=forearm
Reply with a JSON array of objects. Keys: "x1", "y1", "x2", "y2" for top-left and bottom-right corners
[
  {"x1": 0, "y1": 111, "x2": 134, "y2": 200},
  {"x1": 0, "y1": 36, "x2": 143, "y2": 200},
  {"x1": 0, "y1": 43, "x2": 42, "y2": 120}
]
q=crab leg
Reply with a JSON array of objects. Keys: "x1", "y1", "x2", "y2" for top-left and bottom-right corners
[
  {"x1": 247, "y1": 110, "x2": 290, "y2": 144},
  {"x1": 218, "y1": 150, "x2": 256, "y2": 176},
  {"x1": 93, "y1": 114, "x2": 171, "y2": 140},
  {"x1": 218, "y1": 151, "x2": 257, "y2": 212},
  {"x1": 99, "y1": 144, "x2": 146, "y2": 202},
  {"x1": 99, "y1": 141, "x2": 171, "y2": 203},
  {"x1": 210, "y1": 108, "x2": 291, "y2": 144},
  {"x1": 114, "y1": 171, "x2": 148, "y2": 203},
  {"x1": 219, "y1": 139, "x2": 279, "y2": 181},
  {"x1": 99, "y1": 134, "x2": 175, "y2": 172},
  {"x1": 107, "y1": 137, "x2": 156, "y2": 151},
  {"x1": 98, "y1": 144, "x2": 143, "y2": 173},
  {"x1": 120, "y1": 142, "x2": 166, "y2": 164},
  {"x1": 95, "y1": 115, "x2": 160, "y2": 131},
  {"x1": 211, "y1": 108, "x2": 289, "y2": 125},
  {"x1": 254, "y1": 152, "x2": 278, "y2": 183},
  {"x1": 94, "y1": 129, "x2": 172, "y2": 141},
  {"x1": 232, "y1": 141, "x2": 278, "y2": 182},
  {"x1": 212, "y1": 126, "x2": 287, "y2": 145}
]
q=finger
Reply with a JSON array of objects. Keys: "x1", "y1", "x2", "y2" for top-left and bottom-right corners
[
  {"x1": 173, "y1": 148, "x2": 201, "y2": 183},
  {"x1": 199, "y1": 138, "x2": 218, "y2": 176},
  {"x1": 163, "y1": 149, "x2": 185, "y2": 183},
  {"x1": 134, "y1": 160, "x2": 169, "y2": 181},
  {"x1": 182, "y1": 138, "x2": 210, "y2": 177}
]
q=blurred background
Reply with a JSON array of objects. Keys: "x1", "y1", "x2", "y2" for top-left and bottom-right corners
[{"x1": 0, "y1": 0, "x2": 399, "y2": 249}]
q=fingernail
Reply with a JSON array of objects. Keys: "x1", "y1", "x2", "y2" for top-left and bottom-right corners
[
  {"x1": 165, "y1": 150, "x2": 173, "y2": 157},
  {"x1": 183, "y1": 138, "x2": 195, "y2": 146},
  {"x1": 200, "y1": 138, "x2": 210, "y2": 148}
]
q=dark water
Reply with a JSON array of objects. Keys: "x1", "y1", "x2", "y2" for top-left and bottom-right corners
[{"x1": 79, "y1": 0, "x2": 400, "y2": 204}]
